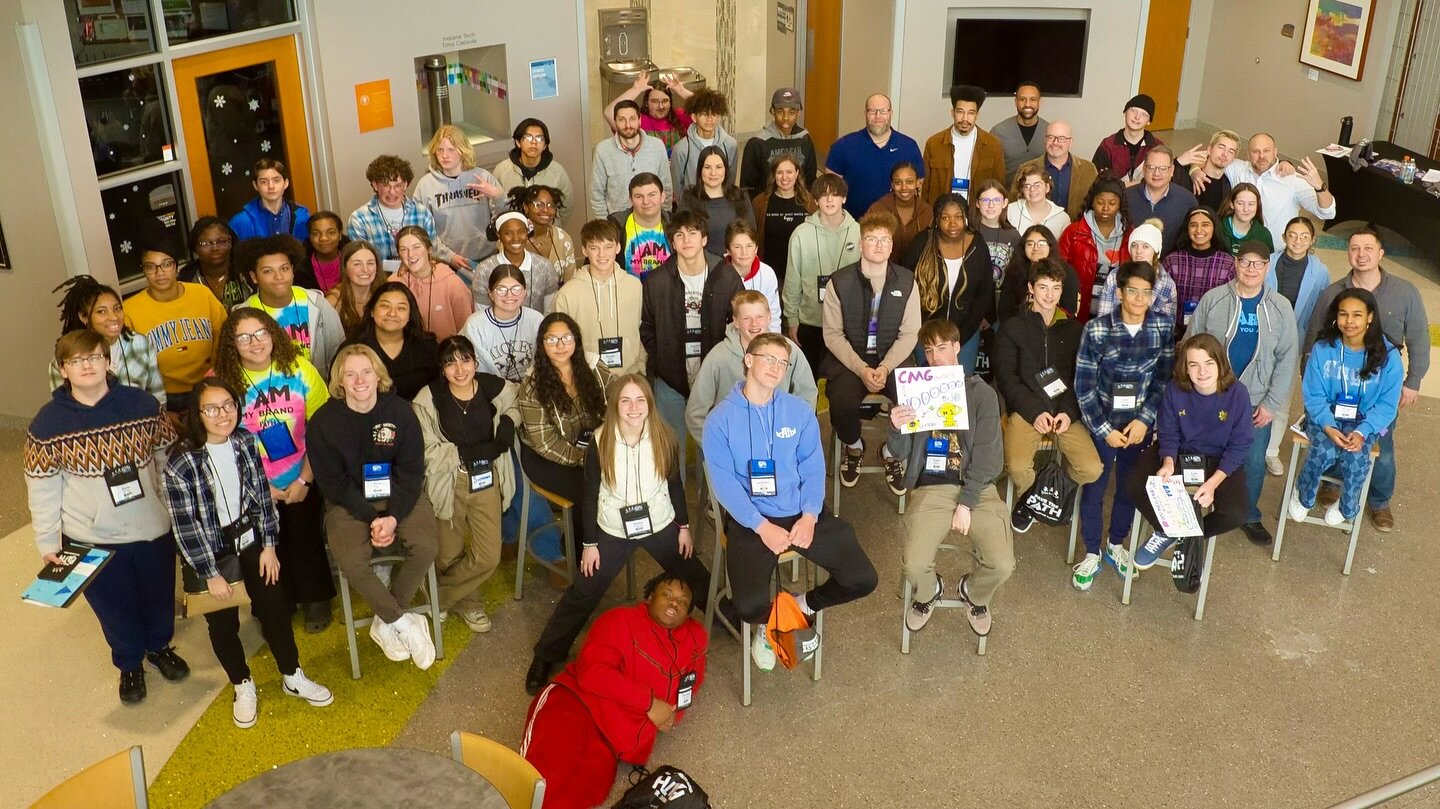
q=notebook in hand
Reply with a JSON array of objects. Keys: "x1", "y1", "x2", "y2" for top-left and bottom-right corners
[{"x1": 22, "y1": 544, "x2": 114, "y2": 608}]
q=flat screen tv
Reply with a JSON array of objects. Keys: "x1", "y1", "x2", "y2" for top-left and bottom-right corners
[{"x1": 951, "y1": 18, "x2": 1088, "y2": 96}]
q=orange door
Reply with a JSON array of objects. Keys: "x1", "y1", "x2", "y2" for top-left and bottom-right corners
[
  {"x1": 1138, "y1": 0, "x2": 1193, "y2": 131},
  {"x1": 805, "y1": 0, "x2": 843, "y2": 163},
  {"x1": 172, "y1": 36, "x2": 314, "y2": 220}
]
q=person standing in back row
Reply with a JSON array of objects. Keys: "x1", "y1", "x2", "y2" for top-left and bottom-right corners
[
  {"x1": 825, "y1": 94, "x2": 924, "y2": 218},
  {"x1": 740, "y1": 87, "x2": 818, "y2": 198},
  {"x1": 922, "y1": 84, "x2": 1007, "y2": 206},
  {"x1": 784, "y1": 174, "x2": 859, "y2": 371},
  {"x1": 590, "y1": 100, "x2": 671, "y2": 219},
  {"x1": 1092, "y1": 95, "x2": 1163, "y2": 186},
  {"x1": 990, "y1": 81, "x2": 1048, "y2": 186}
]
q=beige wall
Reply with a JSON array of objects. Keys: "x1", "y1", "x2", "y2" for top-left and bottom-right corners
[
  {"x1": 1193, "y1": 0, "x2": 1401, "y2": 152},
  {"x1": 1175, "y1": 0, "x2": 1215, "y2": 129},
  {"x1": 895, "y1": 1, "x2": 1145, "y2": 154},
  {"x1": 838, "y1": 1, "x2": 895, "y2": 135}
]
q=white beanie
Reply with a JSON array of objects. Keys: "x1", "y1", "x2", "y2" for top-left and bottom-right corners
[{"x1": 1128, "y1": 222, "x2": 1163, "y2": 256}]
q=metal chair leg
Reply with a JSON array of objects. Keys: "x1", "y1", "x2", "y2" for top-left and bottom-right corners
[
  {"x1": 741, "y1": 618, "x2": 753, "y2": 707},
  {"x1": 427, "y1": 563, "x2": 445, "y2": 661},
  {"x1": 900, "y1": 577, "x2": 912, "y2": 654},
  {"x1": 1272, "y1": 440, "x2": 1304, "y2": 562},
  {"x1": 1194, "y1": 535, "x2": 1217, "y2": 621},
  {"x1": 1122, "y1": 512, "x2": 1141, "y2": 606},
  {"x1": 339, "y1": 570, "x2": 361, "y2": 680},
  {"x1": 1344, "y1": 456, "x2": 1379, "y2": 575},
  {"x1": 1065, "y1": 484, "x2": 1083, "y2": 565},
  {"x1": 515, "y1": 471, "x2": 530, "y2": 602}
]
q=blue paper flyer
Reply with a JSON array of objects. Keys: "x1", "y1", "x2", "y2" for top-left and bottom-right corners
[{"x1": 22, "y1": 545, "x2": 113, "y2": 608}]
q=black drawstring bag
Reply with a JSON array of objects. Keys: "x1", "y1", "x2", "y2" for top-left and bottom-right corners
[
  {"x1": 612, "y1": 765, "x2": 710, "y2": 809},
  {"x1": 1019, "y1": 439, "x2": 1078, "y2": 526}
]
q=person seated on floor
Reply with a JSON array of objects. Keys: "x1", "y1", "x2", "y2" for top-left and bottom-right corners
[
  {"x1": 889, "y1": 319, "x2": 1013, "y2": 638},
  {"x1": 307, "y1": 344, "x2": 440, "y2": 670},
  {"x1": 521, "y1": 571, "x2": 707, "y2": 809},
  {"x1": 702, "y1": 333, "x2": 878, "y2": 672},
  {"x1": 822, "y1": 210, "x2": 921, "y2": 492},
  {"x1": 1125, "y1": 333, "x2": 1254, "y2": 570},
  {"x1": 1289, "y1": 289, "x2": 1403, "y2": 527},
  {"x1": 162, "y1": 378, "x2": 333, "y2": 728},
  {"x1": 1072, "y1": 261, "x2": 1175, "y2": 591},
  {"x1": 525, "y1": 374, "x2": 712, "y2": 695},
  {"x1": 992, "y1": 261, "x2": 1102, "y2": 533},
  {"x1": 26, "y1": 329, "x2": 188, "y2": 705},
  {"x1": 686, "y1": 290, "x2": 818, "y2": 445}
]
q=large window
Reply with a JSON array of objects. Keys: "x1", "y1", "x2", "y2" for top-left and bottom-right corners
[{"x1": 79, "y1": 64, "x2": 175, "y2": 178}]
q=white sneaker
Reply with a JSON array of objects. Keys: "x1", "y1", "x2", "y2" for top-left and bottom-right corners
[
  {"x1": 282, "y1": 667, "x2": 334, "y2": 707},
  {"x1": 397, "y1": 613, "x2": 437, "y2": 670},
  {"x1": 369, "y1": 616, "x2": 410, "y2": 662},
  {"x1": 751, "y1": 624, "x2": 776, "y2": 672},
  {"x1": 1071, "y1": 553, "x2": 1100, "y2": 591},
  {"x1": 1288, "y1": 495, "x2": 1311, "y2": 524},
  {"x1": 459, "y1": 608, "x2": 492, "y2": 633},
  {"x1": 1265, "y1": 455, "x2": 1284, "y2": 476},
  {"x1": 232, "y1": 679, "x2": 257, "y2": 729},
  {"x1": 1324, "y1": 503, "x2": 1345, "y2": 526}
]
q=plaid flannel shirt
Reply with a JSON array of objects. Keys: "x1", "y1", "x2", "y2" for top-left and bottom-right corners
[
  {"x1": 516, "y1": 360, "x2": 612, "y2": 466},
  {"x1": 346, "y1": 197, "x2": 436, "y2": 261},
  {"x1": 1162, "y1": 249, "x2": 1236, "y2": 315},
  {"x1": 1075, "y1": 309, "x2": 1176, "y2": 436},
  {"x1": 162, "y1": 430, "x2": 280, "y2": 580},
  {"x1": 1094, "y1": 265, "x2": 1179, "y2": 323}
]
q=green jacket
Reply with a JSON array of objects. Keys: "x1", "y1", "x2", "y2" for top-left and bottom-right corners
[{"x1": 782, "y1": 210, "x2": 860, "y2": 327}]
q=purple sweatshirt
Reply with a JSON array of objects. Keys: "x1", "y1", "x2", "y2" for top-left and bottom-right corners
[{"x1": 1156, "y1": 380, "x2": 1254, "y2": 476}]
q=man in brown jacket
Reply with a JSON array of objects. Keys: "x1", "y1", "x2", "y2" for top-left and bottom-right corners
[
  {"x1": 1014, "y1": 119, "x2": 1098, "y2": 220},
  {"x1": 922, "y1": 84, "x2": 1006, "y2": 207}
]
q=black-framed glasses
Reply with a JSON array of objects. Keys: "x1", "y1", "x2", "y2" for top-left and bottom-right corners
[
  {"x1": 141, "y1": 259, "x2": 177, "y2": 274},
  {"x1": 197, "y1": 238, "x2": 233, "y2": 249},
  {"x1": 543, "y1": 334, "x2": 576, "y2": 346}
]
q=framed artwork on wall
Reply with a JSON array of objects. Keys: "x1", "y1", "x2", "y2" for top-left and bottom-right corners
[{"x1": 1298, "y1": 0, "x2": 1376, "y2": 81}]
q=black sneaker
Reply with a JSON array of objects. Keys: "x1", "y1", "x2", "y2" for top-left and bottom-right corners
[
  {"x1": 883, "y1": 456, "x2": 908, "y2": 496},
  {"x1": 839, "y1": 445, "x2": 863, "y2": 488},
  {"x1": 1241, "y1": 521, "x2": 1273, "y2": 546},
  {"x1": 119, "y1": 669, "x2": 146, "y2": 704},
  {"x1": 1011, "y1": 503, "x2": 1035, "y2": 534},
  {"x1": 145, "y1": 646, "x2": 190, "y2": 682},
  {"x1": 525, "y1": 657, "x2": 554, "y2": 696}
]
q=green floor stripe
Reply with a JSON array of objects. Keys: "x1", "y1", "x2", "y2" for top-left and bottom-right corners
[{"x1": 148, "y1": 570, "x2": 517, "y2": 808}]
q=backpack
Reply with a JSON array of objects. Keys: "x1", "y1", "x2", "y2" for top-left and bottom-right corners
[
  {"x1": 612, "y1": 765, "x2": 710, "y2": 809},
  {"x1": 766, "y1": 591, "x2": 818, "y2": 670},
  {"x1": 1019, "y1": 441, "x2": 1078, "y2": 526},
  {"x1": 1171, "y1": 535, "x2": 1205, "y2": 593}
]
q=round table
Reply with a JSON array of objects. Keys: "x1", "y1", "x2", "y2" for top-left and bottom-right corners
[{"x1": 207, "y1": 747, "x2": 510, "y2": 809}]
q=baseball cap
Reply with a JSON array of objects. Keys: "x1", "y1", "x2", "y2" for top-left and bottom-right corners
[{"x1": 771, "y1": 87, "x2": 803, "y2": 110}]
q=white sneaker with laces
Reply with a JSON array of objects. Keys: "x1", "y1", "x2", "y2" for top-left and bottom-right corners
[
  {"x1": 232, "y1": 679, "x2": 258, "y2": 729},
  {"x1": 282, "y1": 667, "x2": 334, "y2": 707},
  {"x1": 1071, "y1": 553, "x2": 1100, "y2": 591},
  {"x1": 1324, "y1": 503, "x2": 1345, "y2": 526},
  {"x1": 397, "y1": 613, "x2": 437, "y2": 670},
  {"x1": 1265, "y1": 455, "x2": 1284, "y2": 476},
  {"x1": 751, "y1": 624, "x2": 776, "y2": 672},
  {"x1": 1288, "y1": 495, "x2": 1311, "y2": 524},
  {"x1": 460, "y1": 608, "x2": 492, "y2": 633},
  {"x1": 369, "y1": 616, "x2": 410, "y2": 662}
]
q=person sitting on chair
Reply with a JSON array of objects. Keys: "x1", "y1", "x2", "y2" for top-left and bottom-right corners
[
  {"x1": 522, "y1": 570, "x2": 708, "y2": 809},
  {"x1": 889, "y1": 319, "x2": 1012, "y2": 638},
  {"x1": 702, "y1": 333, "x2": 878, "y2": 672},
  {"x1": 1125, "y1": 333, "x2": 1254, "y2": 570}
]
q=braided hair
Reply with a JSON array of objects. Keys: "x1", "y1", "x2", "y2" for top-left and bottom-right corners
[{"x1": 52, "y1": 275, "x2": 130, "y2": 337}]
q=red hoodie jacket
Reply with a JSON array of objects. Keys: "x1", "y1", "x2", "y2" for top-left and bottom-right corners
[
  {"x1": 1058, "y1": 218, "x2": 1132, "y2": 323},
  {"x1": 551, "y1": 602, "x2": 709, "y2": 763}
]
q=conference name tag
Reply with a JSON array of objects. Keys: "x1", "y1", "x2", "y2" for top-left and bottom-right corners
[
  {"x1": 1180, "y1": 453, "x2": 1206, "y2": 486},
  {"x1": 105, "y1": 463, "x2": 144, "y2": 507},
  {"x1": 684, "y1": 327, "x2": 702, "y2": 358},
  {"x1": 1334, "y1": 392, "x2": 1359, "y2": 421},
  {"x1": 924, "y1": 437, "x2": 949, "y2": 473},
  {"x1": 621, "y1": 503, "x2": 653, "y2": 539},
  {"x1": 1036, "y1": 367, "x2": 1067, "y2": 399},
  {"x1": 1112, "y1": 381, "x2": 1138, "y2": 411},
  {"x1": 749, "y1": 458, "x2": 777, "y2": 497},
  {"x1": 363, "y1": 462, "x2": 392, "y2": 501},
  {"x1": 599, "y1": 336, "x2": 623, "y2": 368},
  {"x1": 467, "y1": 458, "x2": 493, "y2": 492},
  {"x1": 677, "y1": 671, "x2": 697, "y2": 709}
]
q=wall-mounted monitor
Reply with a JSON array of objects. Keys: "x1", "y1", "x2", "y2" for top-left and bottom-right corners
[{"x1": 945, "y1": 8, "x2": 1089, "y2": 97}]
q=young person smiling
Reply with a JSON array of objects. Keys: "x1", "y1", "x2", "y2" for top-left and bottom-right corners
[{"x1": 237, "y1": 235, "x2": 345, "y2": 380}]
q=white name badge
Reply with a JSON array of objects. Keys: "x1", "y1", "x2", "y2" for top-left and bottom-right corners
[
  {"x1": 104, "y1": 463, "x2": 144, "y2": 507},
  {"x1": 363, "y1": 462, "x2": 392, "y2": 501},
  {"x1": 599, "y1": 336, "x2": 623, "y2": 368},
  {"x1": 1112, "y1": 382, "x2": 1138, "y2": 412},
  {"x1": 924, "y1": 437, "x2": 949, "y2": 473}
]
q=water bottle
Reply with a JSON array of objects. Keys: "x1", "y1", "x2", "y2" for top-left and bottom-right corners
[
  {"x1": 1401, "y1": 155, "x2": 1416, "y2": 184},
  {"x1": 1339, "y1": 116, "x2": 1354, "y2": 146},
  {"x1": 1356, "y1": 138, "x2": 1372, "y2": 162}
]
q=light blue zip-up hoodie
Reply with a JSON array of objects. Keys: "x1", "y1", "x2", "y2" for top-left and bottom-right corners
[
  {"x1": 701, "y1": 382, "x2": 825, "y2": 530},
  {"x1": 1302, "y1": 336, "x2": 1402, "y2": 440},
  {"x1": 1264, "y1": 250, "x2": 1329, "y2": 348}
]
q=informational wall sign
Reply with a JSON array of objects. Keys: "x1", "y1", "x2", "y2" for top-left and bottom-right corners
[{"x1": 355, "y1": 79, "x2": 393, "y2": 133}]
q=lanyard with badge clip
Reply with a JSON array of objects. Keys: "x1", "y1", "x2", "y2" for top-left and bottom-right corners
[
  {"x1": 682, "y1": 264, "x2": 708, "y2": 360},
  {"x1": 1334, "y1": 346, "x2": 1362, "y2": 421},
  {"x1": 447, "y1": 381, "x2": 495, "y2": 493},
  {"x1": 618, "y1": 431, "x2": 653, "y2": 539},
  {"x1": 746, "y1": 397, "x2": 778, "y2": 497},
  {"x1": 206, "y1": 451, "x2": 256, "y2": 551},
  {"x1": 590, "y1": 273, "x2": 623, "y2": 368}
]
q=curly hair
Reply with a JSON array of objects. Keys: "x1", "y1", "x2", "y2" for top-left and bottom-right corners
[
  {"x1": 507, "y1": 184, "x2": 567, "y2": 221},
  {"x1": 685, "y1": 87, "x2": 729, "y2": 117},
  {"x1": 680, "y1": 145, "x2": 749, "y2": 217},
  {"x1": 531, "y1": 312, "x2": 606, "y2": 421},
  {"x1": 235, "y1": 234, "x2": 306, "y2": 283},
  {"x1": 364, "y1": 154, "x2": 414, "y2": 185},
  {"x1": 353, "y1": 281, "x2": 434, "y2": 344},
  {"x1": 914, "y1": 193, "x2": 972, "y2": 315},
  {"x1": 212, "y1": 307, "x2": 301, "y2": 398},
  {"x1": 52, "y1": 275, "x2": 128, "y2": 336},
  {"x1": 1082, "y1": 172, "x2": 1132, "y2": 231}
]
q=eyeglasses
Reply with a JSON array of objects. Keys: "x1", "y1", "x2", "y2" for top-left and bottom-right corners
[
  {"x1": 234, "y1": 329, "x2": 272, "y2": 346},
  {"x1": 1122, "y1": 287, "x2": 1156, "y2": 298},
  {"x1": 978, "y1": 196, "x2": 1005, "y2": 206},
  {"x1": 1023, "y1": 240, "x2": 1048, "y2": 249},
  {"x1": 377, "y1": 180, "x2": 408, "y2": 192},
  {"x1": 862, "y1": 235, "x2": 893, "y2": 246},
  {"x1": 141, "y1": 259, "x2": 177, "y2": 274},
  {"x1": 62, "y1": 353, "x2": 107, "y2": 368},
  {"x1": 543, "y1": 333, "x2": 576, "y2": 346},
  {"x1": 1021, "y1": 182, "x2": 1047, "y2": 191},
  {"x1": 865, "y1": 108, "x2": 890, "y2": 116},
  {"x1": 197, "y1": 238, "x2": 233, "y2": 249},
  {"x1": 748, "y1": 353, "x2": 791, "y2": 369},
  {"x1": 1236, "y1": 258, "x2": 1267, "y2": 269},
  {"x1": 1044, "y1": 135, "x2": 1072, "y2": 143},
  {"x1": 492, "y1": 284, "x2": 526, "y2": 297},
  {"x1": 519, "y1": 134, "x2": 546, "y2": 143},
  {"x1": 1144, "y1": 165, "x2": 1173, "y2": 173},
  {"x1": 526, "y1": 200, "x2": 556, "y2": 211},
  {"x1": 200, "y1": 401, "x2": 238, "y2": 418}
]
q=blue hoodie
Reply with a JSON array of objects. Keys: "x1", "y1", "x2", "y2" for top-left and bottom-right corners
[
  {"x1": 701, "y1": 383, "x2": 825, "y2": 530},
  {"x1": 229, "y1": 197, "x2": 310, "y2": 242},
  {"x1": 1302, "y1": 337, "x2": 1403, "y2": 440}
]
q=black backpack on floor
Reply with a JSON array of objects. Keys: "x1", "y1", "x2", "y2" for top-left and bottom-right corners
[{"x1": 612, "y1": 765, "x2": 710, "y2": 809}]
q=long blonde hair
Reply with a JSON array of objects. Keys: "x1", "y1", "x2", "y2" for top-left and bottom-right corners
[
  {"x1": 915, "y1": 194, "x2": 970, "y2": 314},
  {"x1": 595, "y1": 374, "x2": 676, "y2": 491}
]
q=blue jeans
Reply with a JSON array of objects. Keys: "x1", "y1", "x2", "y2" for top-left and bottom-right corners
[
  {"x1": 654, "y1": 378, "x2": 689, "y2": 485},
  {"x1": 1079, "y1": 433, "x2": 1147, "y2": 554},
  {"x1": 1242, "y1": 421, "x2": 1273, "y2": 523},
  {"x1": 501, "y1": 453, "x2": 563, "y2": 562}
]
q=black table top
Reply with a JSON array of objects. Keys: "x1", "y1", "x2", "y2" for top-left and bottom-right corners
[{"x1": 207, "y1": 747, "x2": 510, "y2": 809}]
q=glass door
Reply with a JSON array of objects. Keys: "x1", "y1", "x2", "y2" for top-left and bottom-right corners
[{"x1": 172, "y1": 35, "x2": 314, "y2": 220}]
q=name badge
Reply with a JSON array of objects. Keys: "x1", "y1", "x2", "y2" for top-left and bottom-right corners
[
  {"x1": 620, "y1": 503, "x2": 653, "y2": 539},
  {"x1": 1183, "y1": 299, "x2": 1198, "y2": 326},
  {"x1": 257, "y1": 420, "x2": 298, "y2": 460},
  {"x1": 598, "y1": 336, "x2": 623, "y2": 368},
  {"x1": 684, "y1": 327, "x2": 702, "y2": 358},
  {"x1": 818, "y1": 274, "x2": 831, "y2": 303},
  {"x1": 222, "y1": 513, "x2": 256, "y2": 552},
  {"x1": 924, "y1": 437, "x2": 949, "y2": 473},
  {"x1": 1036, "y1": 367, "x2": 1067, "y2": 399},
  {"x1": 1112, "y1": 381, "x2": 1139, "y2": 411},
  {"x1": 467, "y1": 458, "x2": 493, "y2": 492},
  {"x1": 363, "y1": 462, "x2": 392, "y2": 501},
  {"x1": 951, "y1": 177, "x2": 971, "y2": 198},
  {"x1": 1180, "y1": 453, "x2": 1207, "y2": 486},
  {"x1": 749, "y1": 458, "x2": 777, "y2": 497},
  {"x1": 104, "y1": 462, "x2": 144, "y2": 507},
  {"x1": 574, "y1": 430, "x2": 594, "y2": 450},
  {"x1": 677, "y1": 670, "x2": 697, "y2": 709},
  {"x1": 1334, "y1": 392, "x2": 1359, "y2": 421}
]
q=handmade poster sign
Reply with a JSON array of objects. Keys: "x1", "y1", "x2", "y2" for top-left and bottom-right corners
[
  {"x1": 895, "y1": 365, "x2": 968, "y2": 434},
  {"x1": 1145, "y1": 477, "x2": 1203, "y2": 538}
]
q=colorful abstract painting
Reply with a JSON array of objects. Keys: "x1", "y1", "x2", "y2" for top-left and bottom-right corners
[{"x1": 1300, "y1": 0, "x2": 1374, "y2": 80}]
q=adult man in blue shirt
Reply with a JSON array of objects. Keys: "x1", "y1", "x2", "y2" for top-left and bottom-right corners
[{"x1": 824, "y1": 94, "x2": 924, "y2": 218}]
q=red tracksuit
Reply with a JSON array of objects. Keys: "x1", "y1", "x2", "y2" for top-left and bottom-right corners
[{"x1": 522, "y1": 603, "x2": 708, "y2": 809}]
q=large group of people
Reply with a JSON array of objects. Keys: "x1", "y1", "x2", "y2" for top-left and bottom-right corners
[{"x1": 26, "y1": 75, "x2": 1430, "y2": 809}]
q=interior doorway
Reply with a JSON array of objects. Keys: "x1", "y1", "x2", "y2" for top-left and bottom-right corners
[
  {"x1": 804, "y1": 0, "x2": 842, "y2": 163},
  {"x1": 1137, "y1": 0, "x2": 1193, "y2": 131}
]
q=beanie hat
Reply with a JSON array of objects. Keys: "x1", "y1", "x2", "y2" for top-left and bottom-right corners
[
  {"x1": 1124, "y1": 94, "x2": 1156, "y2": 120},
  {"x1": 1128, "y1": 222, "x2": 1163, "y2": 256}
]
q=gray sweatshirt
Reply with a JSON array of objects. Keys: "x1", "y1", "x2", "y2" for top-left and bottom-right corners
[
  {"x1": 412, "y1": 168, "x2": 500, "y2": 265},
  {"x1": 590, "y1": 133, "x2": 672, "y2": 218},
  {"x1": 1190, "y1": 280, "x2": 1299, "y2": 414},
  {"x1": 685, "y1": 324, "x2": 818, "y2": 444},
  {"x1": 1303, "y1": 268, "x2": 1430, "y2": 390},
  {"x1": 670, "y1": 123, "x2": 739, "y2": 200},
  {"x1": 885, "y1": 375, "x2": 1004, "y2": 509}
]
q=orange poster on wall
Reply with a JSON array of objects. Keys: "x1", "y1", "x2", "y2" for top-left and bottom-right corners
[{"x1": 355, "y1": 79, "x2": 393, "y2": 133}]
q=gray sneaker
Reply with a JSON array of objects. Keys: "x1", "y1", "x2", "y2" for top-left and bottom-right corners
[
  {"x1": 460, "y1": 608, "x2": 492, "y2": 633},
  {"x1": 906, "y1": 574, "x2": 944, "y2": 632}
]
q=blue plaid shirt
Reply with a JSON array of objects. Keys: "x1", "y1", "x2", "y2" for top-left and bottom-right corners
[
  {"x1": 161, "y1": 430, "x2": 280, "y2": 580},
  {"x1": 1094, "y1": 264, "x2": 1179, "y2": 323},
  {"x1": 1075, "y1": 309, "x2": 1176, "y2": 436},
  {"x1": 346, "y1": 197, "x2": 436, "y2": 261}
]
